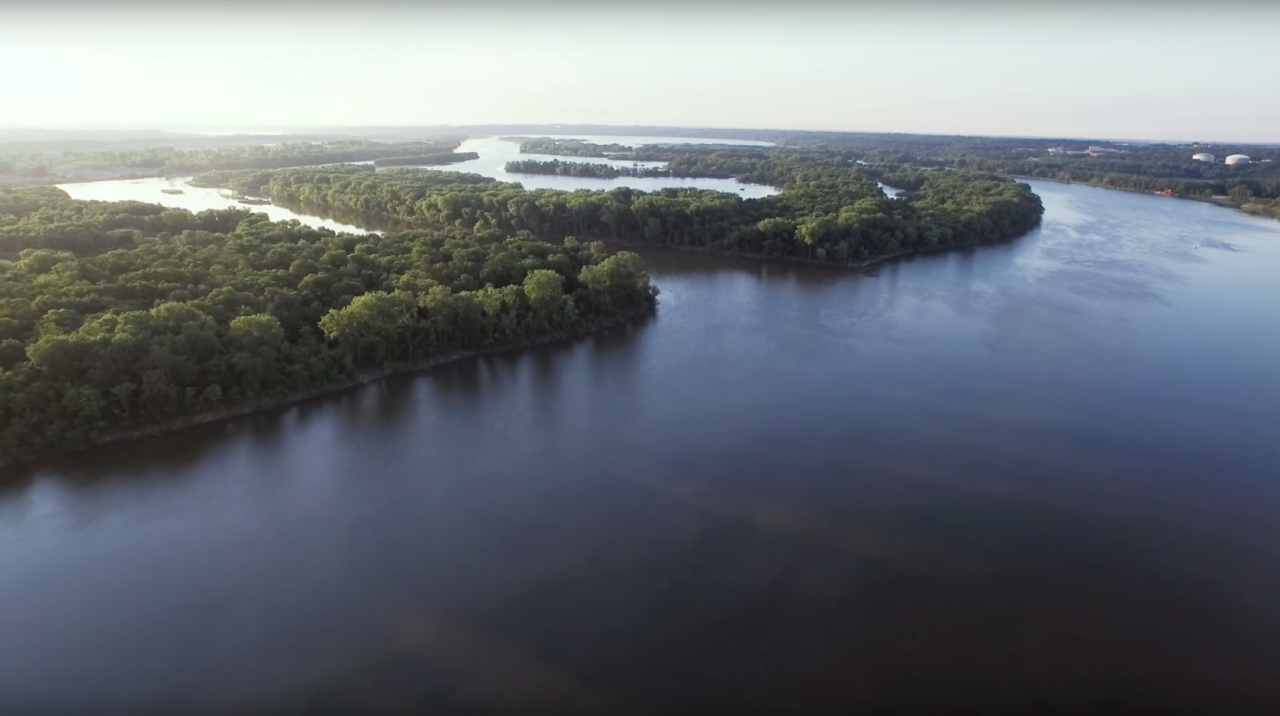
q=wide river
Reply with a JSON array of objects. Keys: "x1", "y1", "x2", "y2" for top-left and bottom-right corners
[{"x1": 4, "y1": 181, "x2": 1280, "y2": 712}]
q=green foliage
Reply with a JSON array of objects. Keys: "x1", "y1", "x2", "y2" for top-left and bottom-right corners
[{"x1": 0, "y1": 188, "x2": 657, "y2": 468}]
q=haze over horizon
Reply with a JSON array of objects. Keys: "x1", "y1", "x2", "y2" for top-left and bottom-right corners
[{"x1": 4, "y1": 0, "x2": 1279, "y2": 143}]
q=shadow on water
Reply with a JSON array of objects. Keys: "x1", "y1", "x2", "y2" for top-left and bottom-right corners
[{"x1": 0, "y1": 310, "x2": 656, "y2": 501}]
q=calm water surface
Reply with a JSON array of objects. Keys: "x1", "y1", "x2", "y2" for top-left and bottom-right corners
[
  {"x1": 56, "y1": 176, "x2": 371, "y2": 234},
  {"x1": 3, "y1": 182, "x2": 1280, "y2": 713}
]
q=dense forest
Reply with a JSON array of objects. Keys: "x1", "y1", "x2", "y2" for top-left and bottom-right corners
[
  {"x1": 257, "y1": 157, "x2": 1043, "y2": 265},
  {"x1": 0, "y1": 187, "x2": 657, "y2": 468}
]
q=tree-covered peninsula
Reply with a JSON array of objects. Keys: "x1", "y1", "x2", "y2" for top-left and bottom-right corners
[
  {"x1": 0, "y1": 187, "x2": 657, "y2": 468},
  {"x1": 257, "y1": 158, "x2": 1043, "y2": 265}
]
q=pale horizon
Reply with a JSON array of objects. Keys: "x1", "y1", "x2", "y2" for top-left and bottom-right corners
[{"x1": 4, "y1": 1, "x2": 1280, "y2": 144}]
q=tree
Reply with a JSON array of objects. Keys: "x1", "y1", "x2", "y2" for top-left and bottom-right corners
[
  {"x1": 523, "y1": 269, "x2": 564, "y2": 312},
  {"x1": 319, "y1": 291, "x2": 416, "y2": 367}
]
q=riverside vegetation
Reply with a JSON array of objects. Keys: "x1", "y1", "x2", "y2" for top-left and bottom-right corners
[
  {"x1": 0, "y1": 186, "x2": 657, "y2": 468},
  {"x1": 238, "y1": 158, "x2": 1044, "y2": 265}
]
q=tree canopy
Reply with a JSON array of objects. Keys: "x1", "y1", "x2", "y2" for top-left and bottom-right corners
[
  {"x1": 255, "y1": 156, "x2": 1043, "y2": 265},
  {"x1": 0, "y1": 187, "x2": 657, "y2": 468}
]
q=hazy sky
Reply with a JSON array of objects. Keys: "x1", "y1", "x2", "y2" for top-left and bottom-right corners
[{"x1": 4, "y1": 1, "x2": 1279, "y2": 142}]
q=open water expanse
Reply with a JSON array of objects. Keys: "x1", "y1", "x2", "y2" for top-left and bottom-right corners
[{"x1": 6, "y1": 179, "x2": 1280, "y2": 713}]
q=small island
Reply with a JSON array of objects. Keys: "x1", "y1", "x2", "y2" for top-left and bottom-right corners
[
  {"x1": 507, "y1": 137, "x2": 635, "y2": 157},
  {"x1": 505, "y1": 159, "x2": 665, "y2": 179}
]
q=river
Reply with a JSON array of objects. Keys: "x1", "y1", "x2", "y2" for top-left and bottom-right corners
[
  {"x1": 3, "y1": 181, "x2": 1279, "y2": 713},
  {"x1": 56, "y1": 135, "x2": 779, "y2": 224}
]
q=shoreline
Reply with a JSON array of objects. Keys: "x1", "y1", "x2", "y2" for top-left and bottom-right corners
[
  {"x1": 1011, "y1": 175, "x2": 1276, "y2": 216},
  {"x1": 3, "y1": 306, "x2": 655, "y2": 473}
]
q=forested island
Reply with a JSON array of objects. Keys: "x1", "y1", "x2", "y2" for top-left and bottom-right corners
[
  {"x1": 505, "y1": 159, "x2": 664, "y2": 179},
  {"x1": 505, "y1": 138, "x2": 635, "y2": 157},
  {"x1": 0, "y1": 186, "x2": 658, "y2": 468}
]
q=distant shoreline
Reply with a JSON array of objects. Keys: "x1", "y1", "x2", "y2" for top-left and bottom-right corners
[{"x1": 1011, "y1": 175, "x2": 1266, "y2": 215}]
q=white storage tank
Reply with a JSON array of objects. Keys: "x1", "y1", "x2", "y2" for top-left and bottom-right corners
[
  {"x1": 1225, "y1": 154, "x2": 1251, "y2": 165},
  {"x1": 1192, "y1": 153, "x2": 1215, "y2": 163}
]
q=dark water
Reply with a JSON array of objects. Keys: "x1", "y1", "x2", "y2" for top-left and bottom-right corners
[{"x1": 3, "y1": 182, "x2": 1280, "y2": 714}]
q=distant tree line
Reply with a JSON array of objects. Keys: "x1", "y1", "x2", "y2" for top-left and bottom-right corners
[
  {"x1": 953, "y1": 155, "x2": 1280, "y2": 204},
  {"x1": 1, "y1": 140, "x2": 466, "y2": 181},
  {"x1": 0, "y1": 187, "x2": 657, "y2": 467}
]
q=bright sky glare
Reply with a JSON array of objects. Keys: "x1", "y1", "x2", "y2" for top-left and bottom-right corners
[{"x1": 4, "y1": 2, "x2": 1279, "y2": 142}]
